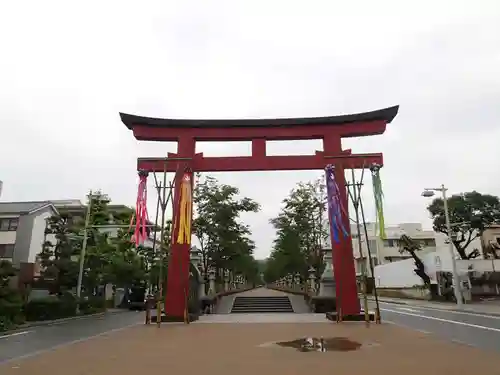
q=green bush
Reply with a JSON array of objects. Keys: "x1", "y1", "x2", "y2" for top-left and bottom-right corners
[
  {"x1": 0, "y1": 260, "x2": 25, "y2": 331},
  {"x1": 24, "y1": 294, "x2": 77, "y2": 321},
  {"x1": 79, "y1": 296, "x2": 106, "y2": 315}
]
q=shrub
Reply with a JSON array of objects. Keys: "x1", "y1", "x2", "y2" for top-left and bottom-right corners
[
  {"x1": 0, "y1": 260, "x2": 24, "y2": 331},
  {"x1": 79, "y1": 296, "x2": 106, "y2": 315},
  {"x1": 24, "y1": 295, "x2": 77, "y2": 321}
]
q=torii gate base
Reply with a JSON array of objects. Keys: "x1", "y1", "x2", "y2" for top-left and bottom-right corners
[{"x1": 121, "y1": 106, "x2": 398, "y2": 319}]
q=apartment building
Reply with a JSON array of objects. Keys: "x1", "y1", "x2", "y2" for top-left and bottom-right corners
[
  {"x1": 0, "y1": 199, "x2": 158, "y2": 286},
  {"x1": 349, "y1": 222, "x2": 440, "y2": 277},
  {"x1": 0, "y1": 201, "x2": 58, "y2": 284}
]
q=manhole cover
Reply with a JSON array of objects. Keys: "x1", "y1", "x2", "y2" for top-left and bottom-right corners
[{"x1": 276, "y1": 337, "x2": 362, "y2": 352}]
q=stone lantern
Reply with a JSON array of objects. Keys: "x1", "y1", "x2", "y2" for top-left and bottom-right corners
[
  {"x1": 294, "y1": 272, "x2": 301, "y2": 289},
  {"x1": 207, "y1": 267, "x2": 216, "y2": 295},
  {"x1": 308, "y1": 267, "x2": 317, "y2": 294},
  {"x1": 318, "y1": 248, "x2": 336, "y2": 297},
  {"x1": 223, "y1": 269, "x2": 230, "y2": 291},
  {"x1": 190, "y1": 246, "x2": 201, "y2": 269}
]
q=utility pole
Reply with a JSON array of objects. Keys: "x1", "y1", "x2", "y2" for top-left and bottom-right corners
[
  {"x1": 422, "y1": 185, "x2": 463, "y2": 309},
  {"x1": 76, "y1": 190, "x2": 92, "y2": 313}
]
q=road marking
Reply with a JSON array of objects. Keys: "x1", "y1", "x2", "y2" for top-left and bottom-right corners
[
  {"x1": 383, "y1": 320, "x2": 430, "y2": 334},
  {"x1": 451, "y1": 338, "x2": 475, "y2": 347},
  {"x1": 0, "y1": 331, "x2": 32, "y2": 340},
  {"x1": 382, "y1": 308, "x2": 500, "y2": 332},
  {"x1": 398, "y1": 307, "x2": 422, "y2": 313},
  {"x1": 379, "y1": 302, "x2": 500, "y2": 320}
]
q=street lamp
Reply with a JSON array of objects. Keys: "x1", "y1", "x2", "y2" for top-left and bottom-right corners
[{"x1": 422, "y1": 185, "x2": 463, "y2": 308}]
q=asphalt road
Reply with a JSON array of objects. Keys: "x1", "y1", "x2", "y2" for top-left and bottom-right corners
[
  {"x1": 375, "y1": 301, "x2": 500, "y2": 352},
  {"x1": 0, "y1": 310, "x2": 144, "y2": 364}
]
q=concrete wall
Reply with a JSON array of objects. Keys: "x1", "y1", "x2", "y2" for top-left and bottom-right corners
[
  {"x1": 29, "y1": 209, "x2": 53, "y2": 263},
  {"x1": 374, "y1": 246, "x2": 500, "y2": 288},
  {"x1": 373, "y1": 257, "x2": 424, "y2": 288}
]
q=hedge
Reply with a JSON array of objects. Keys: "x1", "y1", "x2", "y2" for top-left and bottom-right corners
[{"x1": 24, "y1": 294, "x2": 107, "y2": 322}]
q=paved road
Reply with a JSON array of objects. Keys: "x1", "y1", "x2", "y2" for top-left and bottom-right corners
[
  {"x1": 0, "y1": 311, "x2": 144, "y2": 364},
  {"x1": 375, "y1": 301, "x2": 500, "y2": 351}
]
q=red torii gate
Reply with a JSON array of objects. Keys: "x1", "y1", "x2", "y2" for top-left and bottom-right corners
[{"x1": 121, "y1": 105, "x2": 399, "y2": 319}]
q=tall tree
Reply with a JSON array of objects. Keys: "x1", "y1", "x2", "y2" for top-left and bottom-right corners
[
  {"x1": 193, "y1": 175, "x2": 260, "y2": 282},
  {"x1": 39, "y1": 213, "x2": 80, "y2": 294},
  {"x1": 265, "y1": 179, "x2": 328, "y2": 282},
  {"x1": 427, "y1": 191, "x2": 500, "y2": 259}
]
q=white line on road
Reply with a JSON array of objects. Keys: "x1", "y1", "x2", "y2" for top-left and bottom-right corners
[
  {"x1": 383, "y1": 320, "x2": 430, "y2": 334},
  {"x1": 378, "y1": 302, "x2": 500, "y2": 320},
  {"x1": 0, "y1": 331, "x2": 32, "y2": 340},
  {"x1": 398, "y1": 307, "x2": 422, "y2": 313},
  {"x1": 382, "y1": 308, "x2": 500, "y2": 332}
]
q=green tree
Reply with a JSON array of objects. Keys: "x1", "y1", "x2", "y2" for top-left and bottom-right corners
[
  {"x1": 265, "y1": 179, "x2": 328, "y2": 282},
  {"x1": 39, "y1": 213, "x2": 80, "y2": 294},
  {"x1": 0, "y1": 261, "x2": 24, "y2": 331},
  {"x1": 427, "y1": 191, "x2": 500, "y2": 259},
  {"x1": 398, "y1": 235, "x2": 431, "y2": 285},
  {"x1": 193, "y1": 175, "x2": 260, "y2": 283}
]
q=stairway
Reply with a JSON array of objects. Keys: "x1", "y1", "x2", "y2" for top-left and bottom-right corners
[{"x1": 230, "y1": 296, "x2": 294, "y2": 313}]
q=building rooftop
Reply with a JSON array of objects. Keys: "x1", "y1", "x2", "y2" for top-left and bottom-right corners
[{"x1": 0, "y1": 201, "x2": 54, "y2": 215}]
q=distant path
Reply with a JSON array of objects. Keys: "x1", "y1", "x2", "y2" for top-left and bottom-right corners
[{"x1": 215, "y1": 286, "x2": 311, "y2": 314}]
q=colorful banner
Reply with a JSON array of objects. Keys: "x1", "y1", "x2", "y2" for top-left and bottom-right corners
[
  {"x1": 131, "y1": 170, "x2": 149, "y2": 245},
  {"x1": 370, "y1": 164, "x2": 386, "y2": 239},
  {"x1": 175, "y1": 172, "x2": 193, "y2": 245},
  {"x1": 325, "y1": 165, "x2": 348, "y2": 244}
]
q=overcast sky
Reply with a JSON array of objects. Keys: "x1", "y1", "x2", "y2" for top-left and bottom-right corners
[{"x1": 1, "y1": 1, "x2": 500, "y2": 259}]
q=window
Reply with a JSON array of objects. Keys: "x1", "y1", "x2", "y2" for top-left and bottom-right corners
[
  {"x1": 0, "y1": 218, "x2": 19, "y2": 231},
  {"x1": 421, "y1": 238, "x2": 436, "y2": 247},
  {"x1": 0, "y1": 244, "x2": 15, "y2": 258},
  {"x1": 383, "y1": 239, "x2": 396, "y2": 247}
]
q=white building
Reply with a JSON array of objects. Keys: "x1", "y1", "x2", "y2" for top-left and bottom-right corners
[
  {"x1": 0, "y1": 199, "x2": 158, "y2": 286},
  {"x1": 349, "y1": 222, "x2": 442, "y2": 277},
  {"x1": 0, "y1": 201, "x2": 58, "y2": 285}
]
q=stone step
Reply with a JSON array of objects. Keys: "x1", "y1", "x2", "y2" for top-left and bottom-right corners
[{"x1": 230, "y1": 296, "x2": 294, "y2": 314}]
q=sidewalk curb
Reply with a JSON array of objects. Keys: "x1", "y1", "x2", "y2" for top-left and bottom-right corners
[{"x1": 1, "y1": 309, "x2": 130, "y2": 336}]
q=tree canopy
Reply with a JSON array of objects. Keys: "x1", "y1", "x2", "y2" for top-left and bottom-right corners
[
  {"x1": 427, "y1": 191, "x2": 500, "y2": 259},
  {"x1": 264, "y1": 179, "x2": 328, "y2": 282},
  {"x1": 193, "y1": 175, "x2": 261, "y2": 284},
  {"x1": 39, "y1": 191, "x2": 149, "y2": 296}
]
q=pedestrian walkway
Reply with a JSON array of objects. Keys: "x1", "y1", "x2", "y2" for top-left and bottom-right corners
[
  {"x1": 3, "y1": 317, "x2": 500, "y2": 375},
  {"x1": 197, "y1": 313, "x2": 327, "y2": 323}
]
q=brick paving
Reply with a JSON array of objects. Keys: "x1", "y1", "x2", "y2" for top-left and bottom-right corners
[{"x1": 2, "y1": 322, "x2": 500, "y2": 375}]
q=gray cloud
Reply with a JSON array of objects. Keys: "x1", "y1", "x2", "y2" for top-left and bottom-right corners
[{"x1": 1, "y1": 0, "x2": 499, "y2": 259}]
